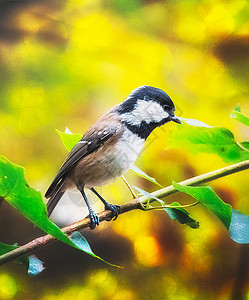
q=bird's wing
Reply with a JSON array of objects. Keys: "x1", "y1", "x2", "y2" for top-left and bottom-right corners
[{"x1": 45, "y1": 122, "x2": 121, "y2": 198}]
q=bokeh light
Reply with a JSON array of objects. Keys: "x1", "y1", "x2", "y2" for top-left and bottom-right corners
[
  {"x1": 0, "y1": 0, "x2": 249, "y2": 299},
  {"x1": 0, "y1": 273, "x2": 18, "y2": 300}
]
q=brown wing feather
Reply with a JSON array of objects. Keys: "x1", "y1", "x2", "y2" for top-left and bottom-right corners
[{"x1": 45, "y1": 122, "x2": 119, "y2": 198}]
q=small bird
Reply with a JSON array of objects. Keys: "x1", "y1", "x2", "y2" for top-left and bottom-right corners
[{"x1": 45, "y1": 86, "x2": 181, "y2": 229}]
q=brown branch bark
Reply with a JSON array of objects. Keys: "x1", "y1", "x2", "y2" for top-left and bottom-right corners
[{"x1": 1, "y1": 159, "x2": 249, "y2": 266}]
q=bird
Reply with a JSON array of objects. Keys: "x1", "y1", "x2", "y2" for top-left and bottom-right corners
[{"x1": 45, "y1": 85, "x2": 181, "y2": 229}]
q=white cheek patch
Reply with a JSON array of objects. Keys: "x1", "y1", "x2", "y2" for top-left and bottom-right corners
[{"x1": 122, "y1": 99, "x2": 169, "y2": 126}]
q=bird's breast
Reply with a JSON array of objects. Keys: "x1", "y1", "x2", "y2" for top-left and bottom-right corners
[
  {"x1": 110, "y1": 130, "x2": 145, "y2": 175},
  {"x1": 75, "y1": 130, "x2": 145, "y2": 188}
]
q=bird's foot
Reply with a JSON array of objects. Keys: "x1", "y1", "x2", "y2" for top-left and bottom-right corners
[
  {"x1": 105, "y1": 203, "x2": 121, "y2": 221},
  {"x1": 88, "y1": 209, "x2": 99, "y2": 230}
]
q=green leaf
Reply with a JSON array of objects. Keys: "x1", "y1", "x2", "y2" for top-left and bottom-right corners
[
  {"x1": 165, "y1": 202, "x2": 199, "y2": 229},
  {"x1": 130, "y1": 165, "x2": 163, "y2": 187},
  {"x1": 235, "y1": 104, "x2": 241, "y2": 112},
  {"x1": 28, "y1": 255, "x2": 45, "y2": 276},
  {"x1": 173, "y1": 181, "x2": 232, "y2": 230},
  {"x1": 70, "y1": 231, "x2": 122, "y2": 268},
  {"x1": 133, "y1": 185, "x2": 165, "y2": 208},
  {"x1": 0, "y1": 155, "x2": 77, "y2": 248},
  {"x1": 56, "y1": 128, "x2": 82, "y2": 151},
  {"x1": 0, "y1": 156, "x2": 117, "y2": 267},
  {"x1": 230, "y1": 109, "x2": 249, "y2": 127},
  {"x1": 0, "y1": 242, "x2": 29, "y2": 268},
  {"x1": 133, "y1": 186, "x2": 199, "y2": 228},
  {"x1": 240, "y1": 141, "x2": 249, "y2": 150},
  {"x1": 169, "y1": 119, "x2": 249, "y2": 163},
  {"x1": 229, "y1": 209, "x2": 249, "y2": 244},
  {"x1": 178, "y1": 118, "x2": 211, "y2": 127},
  {"x1": 0, "y1": 242, "x2": 44, "y2": 276}
]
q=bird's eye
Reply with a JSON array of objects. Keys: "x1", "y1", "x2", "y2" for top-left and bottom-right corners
[{"x1": 163, "y1": 104, "x2": 170, "y2": 110}]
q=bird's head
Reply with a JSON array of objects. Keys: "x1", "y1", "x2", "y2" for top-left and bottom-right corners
[{"x1": 117, "y1": 86, "x2": 181, "y2": 139}]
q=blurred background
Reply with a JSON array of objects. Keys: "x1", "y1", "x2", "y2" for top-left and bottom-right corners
[{"x1": 0, "y1": 0, "x2": 249, "y2": 299}]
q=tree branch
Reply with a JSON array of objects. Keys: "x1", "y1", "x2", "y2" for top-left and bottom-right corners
[{"x1": 1, "y1": 159, "x2": 249, "y2": 266}]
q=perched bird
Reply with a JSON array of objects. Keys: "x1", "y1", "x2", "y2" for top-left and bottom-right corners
[{"x1": 45, "y1": 86, "x2": 181, "y2": 229}]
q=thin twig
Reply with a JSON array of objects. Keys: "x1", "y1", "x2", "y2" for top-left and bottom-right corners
[
  {"x1": 146, "y1": 159, "x2": 249, "y2": 201},
  {"x1": 140, "y1": 201, "x2": 199, "y2": 211},
  {"x1": 0, "y1": 159, "x2": 249, "y2": 266},
  {"x1": 121, "y1": 175, "x2": 137, "y2": 198}
]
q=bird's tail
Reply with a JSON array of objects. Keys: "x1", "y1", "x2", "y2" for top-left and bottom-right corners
[{"x1": 46, "y1": 178, "x2": 66, "y2": 217}]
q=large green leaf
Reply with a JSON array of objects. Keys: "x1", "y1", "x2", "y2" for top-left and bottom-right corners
[
  {"x1": 0, "y1": 156, "x2": 117, "y2": 267},
  {"x1": 172, "y1": 182, "x2": 249, "y2": 244},
  {"x1": 173, "y1": 182, "x2": 232, "y2": 230},
  {"x1": 0, "y1": 155, "x2": 77, "y2": 248},
  {"x1": 169, "y1": 119, "x2": 249, "y2": 163},
  {"x1": 0, "y1": 242, "x2": 44, "y2": 276}
]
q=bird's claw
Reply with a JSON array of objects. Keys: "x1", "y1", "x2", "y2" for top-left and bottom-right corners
[
  {"x1": 105, "y1": 203, "x2": 121, "y2": 221},
  {"x1": 88, "y1": 209, "x2": 99, "y2": 230}
]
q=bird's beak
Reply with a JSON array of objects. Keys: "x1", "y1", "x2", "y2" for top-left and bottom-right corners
[{"x1": 171, "y1": 115, "x2": 182, "y2": 124}]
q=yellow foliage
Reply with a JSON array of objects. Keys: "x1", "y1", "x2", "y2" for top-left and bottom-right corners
[{"x1": 0, "y1": 0, "x2": 248, "y2": 299}]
